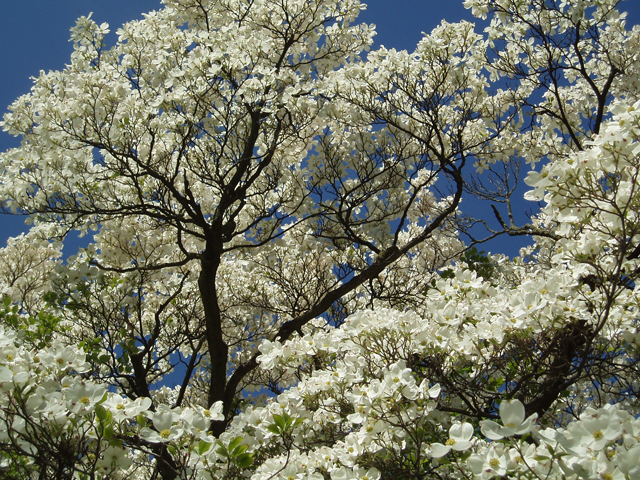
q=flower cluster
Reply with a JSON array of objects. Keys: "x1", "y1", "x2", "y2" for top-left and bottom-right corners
[
  {"x1": 0, "y1": 0, "x2": 640, "y2": 478},
  {"x1": 0, "y1": 320, "x2": 224, "y2": 478}
]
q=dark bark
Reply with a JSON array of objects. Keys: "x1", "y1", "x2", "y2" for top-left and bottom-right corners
[{"x1": 199, "y1": 244, "x2": 229, "y2": 414}]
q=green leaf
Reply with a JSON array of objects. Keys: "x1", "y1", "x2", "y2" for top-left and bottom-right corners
[
  {"x1": 197, "y1": 440, "x2": 211, "y2": 456},
  {"x1": 136, "y1": 414, "x2": 147, "y2": 428},
  {"x1": 95, "y1": 404, "x2": 107, "y2": 422},
  {"x1": 284, "y1": 414, "x2": 295, "y2": 430},
  {"x1": 231, "y1": 443, "x2": 248, "y2": 457},
  {"x1": 102, "y1": 424, "x2": 114, "y2": 440},
  {"x1": 234, "y1": 453, "x2": 254, "y2": 469},
  {"x1": 439, "y1": 268, "x2": 455, "y2": 279},
  {"x1": 97, "y1": 391, "x2": 109, "y2": 405},
  {"x1": 109, "y1": 438, "x2": 123, "y2": 448},
  {"x1": 266, "y1": 424, "x2": 281, "y2": 435},
  {"x1": 216, "y1": 440, "x2": 228, "y2": 457},
  {"x1": 272, "y1": 414, "x2": 286, "y2": 432},
  {"x1": 228, "y1": 436, "x2": 243, "y2": 455},
  {"x1": 95, "y1": 405, "x2": 112, "y2": 425}
]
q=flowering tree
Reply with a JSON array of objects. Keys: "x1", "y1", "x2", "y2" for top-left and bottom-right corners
[{"x1": 1, "y1": 0, "x2": 640, "y2": 478}]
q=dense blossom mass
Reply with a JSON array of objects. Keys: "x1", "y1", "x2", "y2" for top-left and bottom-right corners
[{"x1": 1, "y1": 0, "x2": 640, "y2": 478}]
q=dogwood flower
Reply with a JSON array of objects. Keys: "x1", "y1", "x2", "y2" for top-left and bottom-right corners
[
  {"x1": 481, "y1": 399, "x2": 538, "y2": 440},
  {"x1": 140, "y1": 406, "x2": 184, "y2": 443},
  {"x1": 430, "y1": 422, "x2": 475, "y2": 457},
  {"x1": 468, "y1": 447, "x2": 508, "y2": 479},
  {"x1": 63, "y1": 380, "x2": 107, "y2": 414}
]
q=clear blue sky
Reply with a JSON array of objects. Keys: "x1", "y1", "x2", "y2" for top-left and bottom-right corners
[{"x1": 0, "y1": 1, "x2": 638, "y2": 257}]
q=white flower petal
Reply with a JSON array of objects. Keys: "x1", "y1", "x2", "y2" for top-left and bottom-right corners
[
  {"x1": 499, "y1": 399, "x2": 525, "y2": 428},
  {"x1": 481, "y1": 419, "x2": 505, "y2": 440},
  {"x1": 429, "y1": 443, "x2": 452, "y2": 458}
]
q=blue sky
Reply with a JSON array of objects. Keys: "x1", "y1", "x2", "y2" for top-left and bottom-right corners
[{"x1": 0, "y1": 1, "x2": 638, "y2": 257}]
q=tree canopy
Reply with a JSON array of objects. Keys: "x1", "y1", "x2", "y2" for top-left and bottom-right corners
[{"x1": 1, "y1": 0, "x2": 640, "y2": 478}]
